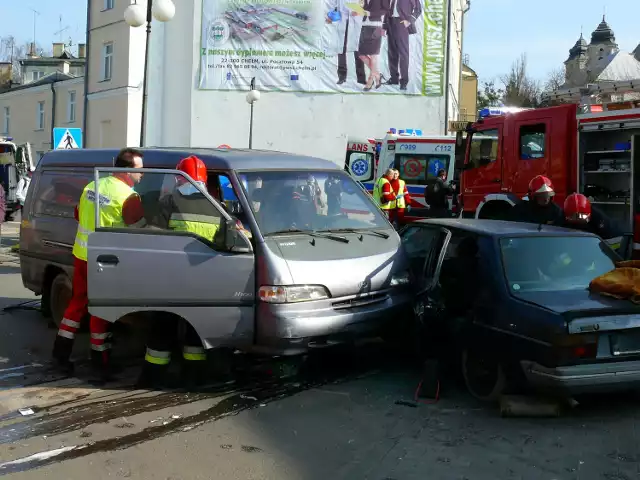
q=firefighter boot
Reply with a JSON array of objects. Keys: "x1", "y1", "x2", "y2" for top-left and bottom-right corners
[
  {"x1": 89, "y1": 350, "x2": 121, "y2": 385},
  {"x1": 137, "y1": 363, "x2": 171, "y2": 389},
  {"x1": 49, "y1": 336, "x2": 75, "y2": 376},
  {"x1": 182, "y1": 359, "x2": 207, "y2": 390}
]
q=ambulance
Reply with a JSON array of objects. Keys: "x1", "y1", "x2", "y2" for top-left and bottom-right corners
[
  {"x1": 0, "y1": 137, "x2": 33, "y2": 221},
  {"x1": 343, "y1": 136, "x2": 380, "y2": 190},
  {"x1": 364, "y1": 129, "x2": 458, "y2": 220}
]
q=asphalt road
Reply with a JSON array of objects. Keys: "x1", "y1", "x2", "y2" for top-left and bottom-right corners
[{"x1": 0, "y1": 232, "x2": 638, "y2": 480}]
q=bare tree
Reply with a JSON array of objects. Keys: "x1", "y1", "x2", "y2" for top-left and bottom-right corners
[
  {"x1": 500, "y1": 53, "x2": 542, "y2": 108},
  {"x1": 0, "y1": 36, "x2": 49, "y2": 84},
  {"x1": 544, "y1": 67, "x2": 566, "y2": 92}
]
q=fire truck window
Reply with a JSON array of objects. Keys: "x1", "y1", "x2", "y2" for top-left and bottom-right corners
[
  {"x1": 467, "y1": 129, "x2": 499, "y2": 169},
  {"x1": 519, "y1": 124, "x2": 546, "y2": 160}
]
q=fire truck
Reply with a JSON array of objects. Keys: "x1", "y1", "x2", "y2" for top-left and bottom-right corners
[
  {"x1": 458, "y1": 81, "x2": 640, "y2": 247},
  {"x1": 344, "y1": 129, "x2": 459, "y2": 219}
]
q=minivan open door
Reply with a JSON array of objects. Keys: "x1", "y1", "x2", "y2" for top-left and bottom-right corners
[{"x1": 86, "y1": 167, "x2": 256, "y2": 349}]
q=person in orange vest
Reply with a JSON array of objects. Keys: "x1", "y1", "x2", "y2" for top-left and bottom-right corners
[
  {"x1": 390, "y1": 169, "x2": 411, "y2": 226},
  {"x1": 50, "y1": 148, "x2": 146, "y2": 383}
]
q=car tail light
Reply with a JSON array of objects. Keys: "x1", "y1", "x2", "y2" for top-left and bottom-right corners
[
  {"x1": 634, "y1": 214, "x2": 640, "y2": 244},
  {"x1": 555, "y1": 334, "x2": 598, "y2": 364}
]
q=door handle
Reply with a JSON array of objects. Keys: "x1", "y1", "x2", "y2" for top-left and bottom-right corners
[
  {"x1": 492, "y1": 178, "x2": 501, "y2": 183},
  {"x1": 97, "y1": 254, "x2": 119, "y2": 266}
]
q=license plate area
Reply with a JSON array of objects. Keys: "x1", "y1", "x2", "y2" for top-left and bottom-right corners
[{"x1": 611, "y1": 330, "x2": 640, "y2": 356}]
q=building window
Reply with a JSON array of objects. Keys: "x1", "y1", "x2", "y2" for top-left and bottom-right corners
[
  {"x1": 102, "y1": 43, "x2": 113, "y2": 81},
  {"x1": 104, "y1": 0, "x2": 114, "y2": 10},
  {"x1": 37, "y1": 101, "x2": 45, "y2": 130},
  {"x1": 31, "y1": 71, "x2": 45, "y2": 82},
  {"x1": 67, "y1": 91, "x2": 77, "y2": 123},
  {"x1": 519, "y1": 124, "x2": 546, "y2": 160},
  {"x1": 2, "y1": 107, "x2": 9, "y2": 134}
]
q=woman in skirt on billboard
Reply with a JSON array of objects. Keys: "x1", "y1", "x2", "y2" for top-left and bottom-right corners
[{"x1": 356, "y1": 0, "x2": 391, "y2": 91}]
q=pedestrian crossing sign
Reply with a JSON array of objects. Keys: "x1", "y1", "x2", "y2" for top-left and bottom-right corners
[{"x1": 53, "y1": 128, "x2": 83, "y2": 150}]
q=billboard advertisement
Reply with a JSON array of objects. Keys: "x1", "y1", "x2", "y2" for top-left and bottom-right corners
[{"x1": 199, "y1": 0, "x2": 448, "y2": 96}]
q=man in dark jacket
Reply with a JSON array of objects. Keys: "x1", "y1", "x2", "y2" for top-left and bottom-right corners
[
  {"x1": 424, "y1": 169, "x2": 454, "y2": 218},
  {"x1": 563, "y1": 193, "x2": 623, "y2": 246},
  {"x1": 505, "y1": 175, "x2": 564, "y2": 226},
  {"x1": 384, "y1": 0, "x2": 422, "y2": 90}
]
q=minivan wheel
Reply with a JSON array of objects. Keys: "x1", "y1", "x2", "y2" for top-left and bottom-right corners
[
  {"x1": 49, "y1": 273, "x2": 72, "y2": 329},
  {"x1": 461, "y1": 347, "x2": 507, "y2": 402}
]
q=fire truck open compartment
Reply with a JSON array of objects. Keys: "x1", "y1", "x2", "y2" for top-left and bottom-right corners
[{"x1": 577, "y1": 109, "x2": 640, "y2": 233}]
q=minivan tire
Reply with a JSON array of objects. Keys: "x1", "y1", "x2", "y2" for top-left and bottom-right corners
[
  {"x1": 49, "y1": 273, "x2": 73, "y2": 329},
  {"x1": 461, "y1": 347, "x2": 507, "y2": 402}
]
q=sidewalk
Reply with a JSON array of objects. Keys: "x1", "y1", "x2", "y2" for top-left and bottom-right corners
[{"x1": 0, "y1": 221, "x2": 20, "y2": 256}]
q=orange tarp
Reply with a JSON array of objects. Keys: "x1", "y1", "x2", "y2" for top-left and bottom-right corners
[{"x1": 589, "y1": 260, "x2": 640, "y2": 304}]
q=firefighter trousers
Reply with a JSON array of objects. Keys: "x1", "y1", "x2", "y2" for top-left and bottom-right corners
[
  {"x1": 52, "y1": 257, "x2": 112, "y2": 370},
  {"x1": 141, "y1": 313, "x2": 207, "y2": 387}
]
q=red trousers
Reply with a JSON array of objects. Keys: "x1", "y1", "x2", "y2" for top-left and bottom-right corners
[
  {"x1": 388, "y1": 209, "x2": 406, "y2": 225},
  {"x1": 57, "y1": 257, "x2": 111, "y2": 363}
]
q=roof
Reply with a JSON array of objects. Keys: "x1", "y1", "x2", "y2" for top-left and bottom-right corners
[
  {"x1": 590, "y1": 16, "x2": 615, "y2": 45},
  {"x1": 413, "y1": 218, "x2": 596, "y2": 238},
  {"x1": 595, "y1": 51, "x2": 640, "y2": 82},
  {"x1": 38, "y1": 147, "x2": 340, "y2": 172},
  {"x1": 3, "y1": 72, "x2": 78, "y2": 93},
  {"x1": 567, "y1": 34, "x2": 588, "y2": 61}
]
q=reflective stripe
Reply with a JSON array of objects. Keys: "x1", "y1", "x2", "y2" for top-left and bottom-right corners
[
  {"x1": 90, "y1": 332, "x2": 110, "y2": 340},
  {"x1": 129, "y1": 218, "x2": 147, "y2": 228},
  {"x1": 90, "y1": 343, "x2": 111, "y2": 352},
  {"x1": 61, "y1": 318, "x2": 81, "y2": 329},
  {"x1": 77, "y1": 225, "x2": 91, "y2": 235},
  {"x1": 169, "y1": 213, "x2": 220, "y2": 224},
  {"x1": 145, "y1": 348, "x2": 171, "y2": 365},
  {"x1": 183, "y1": 346, "x2": 205, "y2": 354},
  {"x1": 57, "y1": 329, "x2": 75, "y2": 339},
  {"x1": 183, "y1": 352, "x2": 207, "y2": 361}
]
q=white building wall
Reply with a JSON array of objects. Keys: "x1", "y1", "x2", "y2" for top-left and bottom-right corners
[{"x1": 145, "y1": 0, "x2": 465, "y2": 164}]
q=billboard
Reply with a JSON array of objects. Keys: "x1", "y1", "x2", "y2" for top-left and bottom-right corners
[{"x1": 199, "y1": 0, "x2": 448, "y2": 96}]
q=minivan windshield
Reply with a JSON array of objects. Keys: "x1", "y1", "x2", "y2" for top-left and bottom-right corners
[
  {"x1": 239, "y1": 170, "x2": 390, "y2": 236},
  {"x1": 500, "y1": 236, "x2": 618, "y2": 293}
]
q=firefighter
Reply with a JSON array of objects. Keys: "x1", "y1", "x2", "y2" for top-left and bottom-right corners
[
  {"x1": 50, "y1": 148, "x2": 146, "y2": 382},
  {"x1": 391, "y1": 169, "x2": 411, "y2": 226},
  {"x1": 505, "y1": 175, "x2": 564, "y2": 225},
  {"x1": 373, "y1": 168, "x2": 396, "y2": 220},
  {"x1": 563, "y1": 193, "x2": 623, "y2": 249},
  {"x1": 424, "y1": 169, "x2": 454, "y2": 218},
  {"x1": 138, "y1": 156, "x2": 218, "y2": 388}
]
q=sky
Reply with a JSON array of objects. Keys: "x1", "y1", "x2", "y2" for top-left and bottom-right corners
[
  {"x1": 464, "y1": 0, "x2": 640, "y2": 83},
  {"x1": 1, "y1": 0, "x2": 638, "y2": 86}
]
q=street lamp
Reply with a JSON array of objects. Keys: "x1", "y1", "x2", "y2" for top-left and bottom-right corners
[
  {"x1": 246, "y1": 78, "x2": 260, "y2": 149},
  {"x1": 124, "y1": 0, "x2": 176, "y2": 148}
]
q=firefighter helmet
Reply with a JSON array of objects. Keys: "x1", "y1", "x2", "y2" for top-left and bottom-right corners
[
  {"x1": 564, "y1": 193, "x2": 591, "y2": 222},
  {"x1": 528, "y1": 175, "x2": 555, "y2": 197},
  {"x1": 176, "y1": 156, "x2": 207, "y2": 185}
]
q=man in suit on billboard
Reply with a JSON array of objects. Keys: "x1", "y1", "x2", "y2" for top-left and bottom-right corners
[{"x1": 384, "y1": 0, "x2": 422, "y2": 90}]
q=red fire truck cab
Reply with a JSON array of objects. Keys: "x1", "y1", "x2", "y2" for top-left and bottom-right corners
[{"x1": 459, "y1": 83, "x2": 640, "y2": 249}]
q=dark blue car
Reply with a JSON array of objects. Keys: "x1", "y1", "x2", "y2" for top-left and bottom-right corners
[{"x1": 400, "y1": 218, "x2": 640, "y2": 401}]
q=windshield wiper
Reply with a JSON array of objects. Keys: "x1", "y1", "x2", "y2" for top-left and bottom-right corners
[
  {"x1": 264, "y1": 228, "x2": 349, "y2": 243},
  {"x1": 323, "y1": 228, "x2": 390, "y2": 239}
]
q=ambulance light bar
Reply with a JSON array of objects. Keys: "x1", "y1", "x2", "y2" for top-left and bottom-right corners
[
  {"x1": 0, "y1": 137, "x2": 13, "y2": 142},
  {"x1": 387, "y1": 128, "x2": 423, "y2": 136}
]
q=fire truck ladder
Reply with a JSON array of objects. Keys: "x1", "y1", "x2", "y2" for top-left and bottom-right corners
[{"x1": 543, "y1": 80, "x2": 640, "y2": 112}]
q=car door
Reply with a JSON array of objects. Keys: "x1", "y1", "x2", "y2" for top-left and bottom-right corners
[{"x1": 86, "y1": 167, "x2": 255, "y2": 349}]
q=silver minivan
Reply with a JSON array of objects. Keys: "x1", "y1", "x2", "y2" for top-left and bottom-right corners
[{"x1": 20, "y1": 148, "x2": 413, "y2": 355}]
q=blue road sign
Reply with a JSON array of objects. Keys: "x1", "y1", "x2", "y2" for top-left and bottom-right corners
[{"x1": 53, "y1": 128, "x2": 83, "y2": 150}]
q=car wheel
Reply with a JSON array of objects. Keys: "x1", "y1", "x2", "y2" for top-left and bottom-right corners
[
  {"x1": 49, "y1": 273, "x2": 72, "y2": 329},
  {"x1": 461, "y1": 347, "x2": 507, "y2": 402}
]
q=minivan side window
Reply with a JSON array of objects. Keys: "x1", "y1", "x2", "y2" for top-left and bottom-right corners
[
  {"x1": 519, "y1": 124, "x2": 546, "y2": 160},
  {"x1": 96, "y1": 171, "x2": 226, "y2": 248},
  {"x1": 467, "y1": 129, "x2": 499, "y2": 169},
  {"x1": 33, "y1": 170, "x2": 93, "y2": 218}
]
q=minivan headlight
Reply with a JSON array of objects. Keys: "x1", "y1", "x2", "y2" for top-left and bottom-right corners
[
  {"x1": 258, "y1": 285, "x2": 330, "y2": 304},
  {"x1": 390, "y1": 271, "x2": 410, "y2": 286}
]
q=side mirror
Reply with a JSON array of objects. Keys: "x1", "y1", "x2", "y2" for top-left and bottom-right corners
[{"x1": 223, "y1": 218, "x2": 252, "y2": 254}]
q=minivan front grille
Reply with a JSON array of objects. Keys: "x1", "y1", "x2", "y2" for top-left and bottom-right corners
[{"x1": 332, "y1": 292, "x2": 388, "y2": 310}]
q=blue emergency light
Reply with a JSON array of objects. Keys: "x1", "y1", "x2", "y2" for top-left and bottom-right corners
[
  {"x1": 478, "y1": 106, "x2": 528, "y2": 119},
  {"x1": 388, "y1": 128, "x2": 423, "y2": 136}
]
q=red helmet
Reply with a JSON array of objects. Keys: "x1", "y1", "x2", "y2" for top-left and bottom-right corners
[
  {"x1": 176, "y1": 156, "x2": 207, "y2": 185},
  {"x1": 564, "y1": 193, "x2": 591, "y2": 222},
  {"x1": 528, "y1": 175, "x2": 555, "y2": 197}
]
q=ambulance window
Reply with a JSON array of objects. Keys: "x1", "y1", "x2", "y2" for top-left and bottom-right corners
[
  {"x1": 467, "y1": 129, "x2": 499, "y2": 169},
  {"x1": 519, "y1": 124, "x2": 546, "y2": 160},
  {"x1": 395, "y1": 154, "x2": 449, "y2": 185}
]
